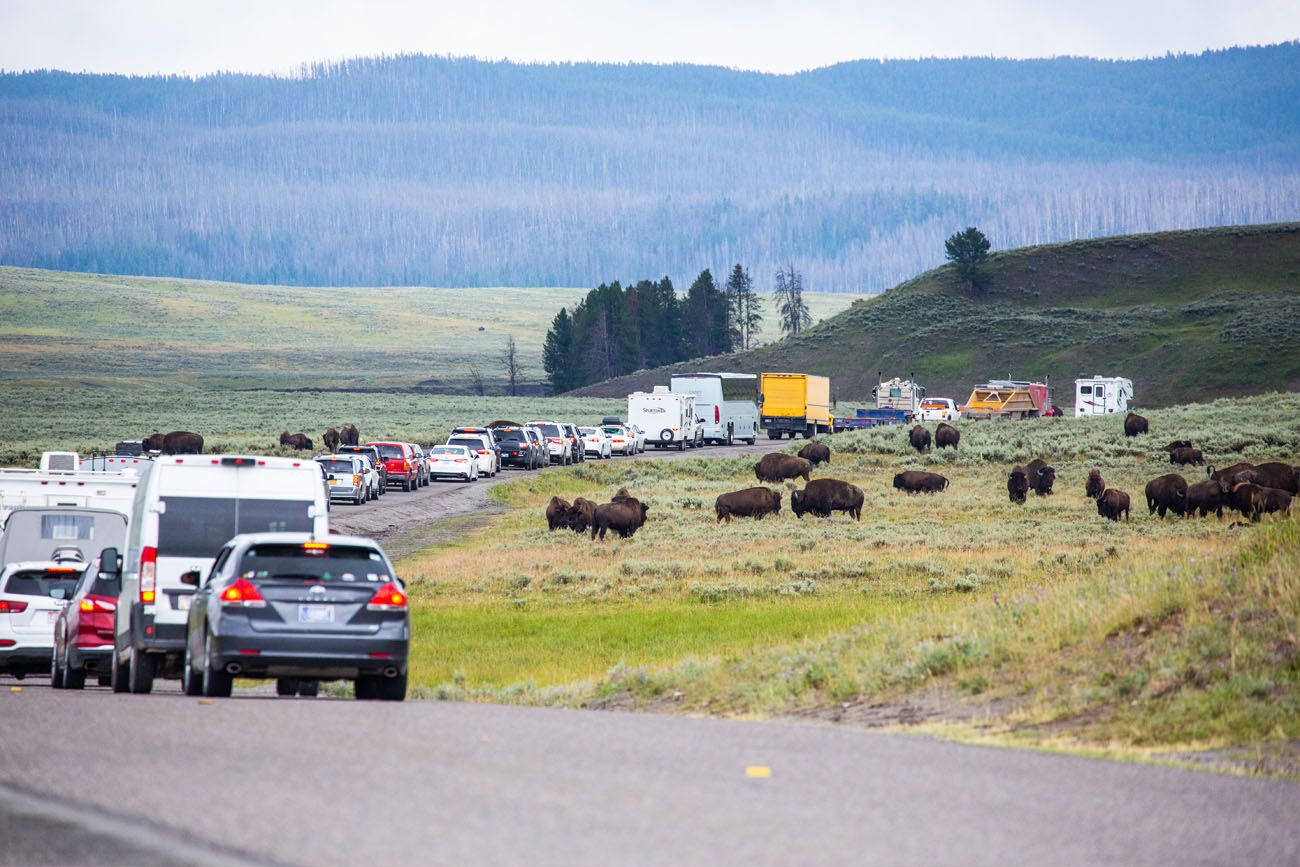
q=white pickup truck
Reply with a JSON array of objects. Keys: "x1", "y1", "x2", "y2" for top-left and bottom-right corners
[{"x1": 916, "y1": 398, "x2": 962, "y2": 422}]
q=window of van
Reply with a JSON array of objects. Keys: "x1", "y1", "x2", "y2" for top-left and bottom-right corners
[
  {"x1": 373, "y1": 444, "x2": 404, "y2": 459},
  {"x1": 158, "y1": 497, "x2": 314, "y2": 557}
]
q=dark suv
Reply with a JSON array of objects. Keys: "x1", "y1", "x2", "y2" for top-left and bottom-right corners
[
  {"x1": 336, "y1": 445, "x2": 387, "y2": 494},
  {"x1": 492, "y1": 426, "x2": 540, "y2": 470}
]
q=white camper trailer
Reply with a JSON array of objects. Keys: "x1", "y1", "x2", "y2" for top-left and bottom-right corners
[
  {"x1": 627, "y1": 387, "x2": 704, "y2": 450},
  {"x1": 669, "y1": 373, "x2": 759, "y2": 445},
  {"x1": 0, "y1": 452, "x2": 142, "y2": 523},
  {"x1": 1074, "y1": 376, "x2": 1133, "y2": 416}
]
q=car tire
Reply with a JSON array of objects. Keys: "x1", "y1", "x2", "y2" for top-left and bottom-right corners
[
  {"x1": 298, "y1": 680, "x2": 320, "y2": 697},
  {"x1": 182, "y1": 642, "x2": 204, "y2": 696},
  {"x1": 50, "y1": 649, "x2": 64, "y2": 689},
  {"x1": 276, "y1": 677, "x2": 299, "y2": 696},
  {"x1": 127, "y1": 645, "x2": 155, "y2": 694},
  {"x1": 98, "y1": 675, "x2": 112, "y2": 687},
  {"x1": 64, "y1": 656, "x2": 86, "y2": 690},
  {"x1": 745, "y1": 438, "x2": 756, "y2": 445},
  {"x1": 354, "y1": 491, "x2": 364, "y2": 506},
  {"x1": 202, "y1": 635, "x2": 232, "y2": 698},
  {"x1": 110, "y1": 631, "x2": 130, "y2": 693},
  {"x1": 378, "y1": 673, "x2": 407, "y2": 701},
  {"x1": 354, "y1": 676, "x2": 380, "y2": 700}
]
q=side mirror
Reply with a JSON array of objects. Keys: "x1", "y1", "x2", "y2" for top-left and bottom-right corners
[
  {"x1": 179, "y1": 569, "x2": 201, "y2": 587},
  {"x1": 98, "y1": 547, "x2": 121, "y2": 579}
]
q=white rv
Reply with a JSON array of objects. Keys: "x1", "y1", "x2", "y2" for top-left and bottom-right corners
[
  {"x1": 110, "y1": 454, "x2": 330, "y2": 692},
  {"x1": 0, "y1": 452, "x2": 142, "y2": 523},
  {"x1": 628, "y1": 386, "x2": 704, "y2": 450},
  {"x1": 670, "y1": 373, "x2": 759, "y2": 445},
  {"x1": 1074, "y1": 376, "x2": 1134, "y2": 416}
]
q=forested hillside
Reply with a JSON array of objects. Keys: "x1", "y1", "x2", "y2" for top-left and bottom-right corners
[{"x1": 2, "y1": 46, "x2": 1299, "y2": 291}]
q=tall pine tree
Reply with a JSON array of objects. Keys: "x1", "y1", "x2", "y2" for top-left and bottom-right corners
[
  {"x1": 726, "y1": 264, "x2": 762, "y2": 349},
  {"x1": 542, "y1": 307, "x2": 574, "y2": 394}
]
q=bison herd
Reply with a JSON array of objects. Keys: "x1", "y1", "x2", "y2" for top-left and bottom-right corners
[
  {"x1": 547, "y1": 488, "x2": 650, "y2": 539},
  {"x1": 1135, "y1": 460, "x2": 1298, "y2": 523},
  {"x1": 141, "y1": 424, "x2": 360, "y2": 454}
]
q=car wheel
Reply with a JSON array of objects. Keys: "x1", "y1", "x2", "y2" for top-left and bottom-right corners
[
  {"x1": 298, "y1": 680, "x2": 320, "y2": 698},
  {"x1": 127, "y1": 644, "x2": 154, "y2": 694},
  {"x1": 354, "y1": 676, "x2": 380, "y2": 700},
  {"x1": 64, "y1": 654, "x2": 86, "y2": 690},
  {"x1": 276, "y1": 677, "x2": 300, "y2": 697},
  {"x1": 202, "y1": 635, "x2": 232, "y2": 698},
  {"x1": 378, "y1": 673, "x2": 407, "y2": 701},
  {"x1": 182, "y1": 641, "x2": 203, "y2": 696},
  {"x1": 110, "y1": 631, "x2": 130, "y2": 693},
  {"x1": 50, "y1": 648, "x2": 64, "y2": 689},
  {"x1": 354, "y1": 491, "x2": 364, "y2": 506},
  {"x1": 98, "y1": 675, "x2": 112, "y2": 687}
]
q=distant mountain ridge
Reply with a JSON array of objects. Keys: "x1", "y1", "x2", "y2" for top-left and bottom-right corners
[{"x1": 2, "y1": 45, "x2": 1298, "y2": 290}]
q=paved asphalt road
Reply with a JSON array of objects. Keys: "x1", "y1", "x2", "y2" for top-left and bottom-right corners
[{"x1": 2, "y1": 686, "x2": 1298, "y2": 866}]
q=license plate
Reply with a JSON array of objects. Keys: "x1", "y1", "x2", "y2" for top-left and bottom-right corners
[
  {"x1": 298, "y1": 604, "x2": 335, "y2": 624},
  {"x1": 46, "y1": 610, "x2": 59, "y2": 624},
  {"x1": 176, "y1": 595, "x2": 192, "y2": 611}
]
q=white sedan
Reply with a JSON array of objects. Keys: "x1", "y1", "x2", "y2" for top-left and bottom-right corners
[
  {"x1": 426, "y1": 444, "x2": 479, "y2": 482},
  {"x1": 578, "y1": 426, "x2": 612, "y2": 459},
  {"x1": 602, "y1": 425, "x2": 636, "y2": 456}
]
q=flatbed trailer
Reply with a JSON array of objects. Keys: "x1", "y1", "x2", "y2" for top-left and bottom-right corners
[
  {"x1": 962, "y1": 380, "x2": 1051, "y2": 419},
  {"x1": 833, "y1": 407, "x2": 911, "y2": 431}
]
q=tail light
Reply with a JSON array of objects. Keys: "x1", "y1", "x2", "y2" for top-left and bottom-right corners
[
  {"x1": 0, "y1": 600, "x2": 29, "y2": 614},
  {"x1": 220, "y1": 578, "x2": 266, "y2": 608},
  {"x1": 453, "y1": 458, "x2": 467, "y2": 463},
  {"x1": 140, "y1": 546, "x2": 157, "y2": 603},
  {"x1": 353, "y1": 474, "x2": 361, "y2": 484},
  {"x1": 367, "y1": 582, "x2": 407, "y2": 610},
  {"x1": 715, "y1": 405, "x2": 721, "y2": 423},
  {"x1": 80, "y1": 596, "x2": 116, "y2": 613},
  {"x1": 477, "y1": 449, "x2": 488, "y2": 455}
]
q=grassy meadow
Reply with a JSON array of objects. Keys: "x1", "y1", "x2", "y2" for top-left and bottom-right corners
[{"x1": 394, "y1": 393, "x2": 1300, "y2": 769}]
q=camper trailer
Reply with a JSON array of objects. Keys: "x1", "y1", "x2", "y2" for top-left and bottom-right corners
[{"x1": 1074, "y1": 376, "x2": 1133, "y2": 416}]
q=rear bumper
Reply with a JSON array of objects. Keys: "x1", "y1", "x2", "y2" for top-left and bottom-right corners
[
  {"x1": 328, "y1": 484, "x2": 362, "y2": 499},
  {"x1": 68, "y1": 645, "x2": 114, "y2": 670},
  {"x1": 210, "y1": 631, "x2": 409, "y2": 678},
  {"x1": 0, "y1": 646, "x2": 52, "y2": 673}
]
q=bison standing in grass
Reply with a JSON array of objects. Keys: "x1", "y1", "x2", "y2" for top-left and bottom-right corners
[
  {"x1": 546, "y1": 496, "x2": 571, "y2": 531},
  {"x1": 1186, "y1": 480, "x2": 1225, "y2": 518},
  {"x1": 1228, "y1": 482, "x2": 1293, "y2": 522},
  {"x1": 754, "y1": 453, "x2": 812, "y2": 484},
  {"x1": 715, "y1": 487, "x2": 782, "y2": 524},
  {"x1": 797, "y1": 441, "x2": 831, "y2": 466},
  {"x1": 340, "y1": 424, "x2": 360, "y2": 446},
  {"x1": 1233, "y1": 461, "x2": 1300, "y2": 494},
  {"x1": 1097, "y1": 489, "x2": 1131, "y2": 522},
  {"x1": 567, "y1": 497, "x2": 597, "y2": 533},
  {"x1": 323, "y1": 427, "x2": 341, "y2": 452},
  {"x1": 142, "y1": 432, "x2": 166, "y2": 453},
  {"x1": 1145, "y1": 473, "x2": 1189, "y2": 517},
  {"x1": 1085, "y1": 468, "x2": 1105, "y2": 500},
  {"x1": 591, "y1": 496, "x2": 649, "y2": 540},
  {"x1": 893, "y1": 470, "x2": 948, "y2": 494},
  {"x1": 1124, "y1": 412, "x2": 1148, "y2": 437},
  {"x1": 1169, "y1": 446, "x2": 1205, "y2": 467},
  {"x1": 791, "y1": 479, "x2": 863, "y2": 521},
  {"x1": 908, "y1": 425, "x2": 931, "y2": 453},
  {"x1": 162, "y1": 431, "x2": 204, "y2": 455},
  {"x1": 280, "y1": 431, "x2": 313, "y2": 451},
  {"x1": 935, "y1": 423, "x2": 960, "y2": 450},
  {"x1": 1025, "y1": 459, "x2": 1055, "y2": 496},
  {"x1": 1007, "y1": 466, "x2": 1028, "y2": 504}
]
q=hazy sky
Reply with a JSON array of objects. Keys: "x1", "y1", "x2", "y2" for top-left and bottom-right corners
[{"x1": 2, "y1": 0, "x2": 1297, "y2": 76}]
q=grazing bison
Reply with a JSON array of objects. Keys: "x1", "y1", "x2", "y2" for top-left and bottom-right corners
[
  {"x1": 908, "y1": 425, "x2": 932, "y2": 453},
  {"x1": 1208, "y1": 461, "x2": 1253, "y2": 484},
  {"x1": 1227, "y1": 483, "x2": 1293, "y2": 522},
  {"x1": 893, "y1": 470, "x2": 948, "y2": 494},
  {"x1": 1145, "y1": 473, "x2": 1189, "y2": 517},
  {"x1": 1124, "y1": 412, "x2": 1149, "y2": 437},
  {"x1": 1097, "y1": 489, "x2": 1131, "y2": 522},
  {"x1": 935, "y1": 423, "x2": 959, "y2": 450},
  {"x1": 1085, "y1": 468, "x2": 1105, "y2": 500},
  {"x1": 567, "y1": 497, "x2": 597, "y2": 533},
  {"x1": 591, "y1": 497, "x2": 649, "y2": 540},
  {"x1": 790, "y1": 478, "x2": 863, "y2": 521},
  {"x1": 1007, "y1": 466, "x2": 1028, "y2": 505},
  {"x1": 1234, "y1": 461, "x2": 1300, "y2": 495},
  {"x1": 1025, "y1": 459, "x2": 1056, "y2": 496},
  {"x1": 340, "y1": 424, "x2": 360, "y2": 446},
  {"x1": 1169, "y1": 446, "x2": 1205, "y2": 467},
  {"x1": 1164, "y1": 440, "x2": 1194, "y2": 452},
  {"x1": 142, "y1": 432, "x2": 166, "y2": 453},
  {"x1": 280, "y1": 431, "x2": 313, "y2": 451},
  {"x1": 1185, "y1": 480, "x2": 1225, "y2": 518},
  {"x1": 754, "y1": 453, "x2": 812, "y2": 484},
  {"x1": 611, "y1": 487, "x2": 633, "y2": 503},
  {"x1": 546, "y1": 496, "x2": 571, "y2": 531},
  {"x1": 797, "y1": 441, "x2": 831, "y2": 466},
  {"x1": 323, "y1": 427, "x2": 340, "y2": 452},
  {"x1": 162, "y1": 431, "x2": 203, "y2": 455},
  {"x1": 715, "y1": 487, "x2": 783, "y2": 523}
]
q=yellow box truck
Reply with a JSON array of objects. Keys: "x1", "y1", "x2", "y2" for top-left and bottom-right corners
[{"x1": 759, "y1": 373, "x2": 832, "y2": 439}]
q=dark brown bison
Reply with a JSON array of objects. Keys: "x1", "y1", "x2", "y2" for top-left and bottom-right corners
[
  {"x1": 280, "y1": 431, "x2": 313, "y2": 451},
  {"x1": 1208, "y1": 461, "x2": 1253, "y2": 483},
  {"x1": 1097, "y1": 489, "x2": 1131, "y2": 522},
  {"x1": 797, "y1": 441, "x2": 831, "y2": 466},
  {"x1": 754, "y1": 453, "x2": 812, "y2": 484},
  {"x1": 1185, "y1": 480, "x2": 1224, "y2": 518},
  {"x1": 1233, "y1": 461, "x2": 1300, "y2": 494},
  {"x1": 1085, "y1": 468, "x2": 1105, "y2": 500},
  {"x1": 591, "y1": 497, "x2": 649, "y2": 540},
  {"x1": 1227, "y1": 483, "x2": 1292, "y2": 522},
  {"x1": 567, "y1": 497, "x2": 597, "y2": 533},
  {"x1": 935, "y1": 423, "x2": 960, "y2": 450},
  {"x1": 1124, "y1": 412, "x2": 1148, "y2": 437},
  {"x1": 1007, "y1": 466, "x2": 1028, "y2": 504},
  {"x1": 790, "y1": 479, "x2": 863, "y2": 521},
  {"x1": 1164, "y1": 440, "x2": 1193, "y2": 452},
  {"x1": 340, "y1": 424, "x2": 360, "y2": 446},
  {"x1": 546, "y1": 496, "x2": 571, "y2": 531},
  {"x1": 1145, "y1": 473, "x2": 1188, "y2": 517},
  {"x1": 611, "y1": 487, "x2": 632, "y2": 503},
  {"x1": 893, "y1": 470, "x2": 948, "y2": 494},
  {"x1": 162, "y1": 431, "x2": 203, "y2": 455},
  {"x1": 1169, "y1": 446, "x2": 1205, "y2": 467},
  {"x1": 715, "y1": 487, "x2": 783, "y2": 523},
  {"x1": 323, "y1": 427, "x2": 340, "y2": 452},
  {"x1": 142, "y1": 432, "x2": 166, "y2": 453},
  {"x1": 908, "y1": 425, "x2": 932, "y2": 453},
  {"x1": 1025, "y1": 459, "x2": 1055, "y2": 496}
]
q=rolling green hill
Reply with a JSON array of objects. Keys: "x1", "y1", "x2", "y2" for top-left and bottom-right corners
[{"x1": 570, "y1": 223, "x2": 1300, "y2": 407}]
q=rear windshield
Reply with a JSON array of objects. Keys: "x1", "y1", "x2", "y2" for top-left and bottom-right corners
[
  {"x1": 237, "y1": 544, "x2": 391, "y2": 584},
  {"x1": 373, "y1": 444, "x2": 404, "y2": 459},
  {"x1": 318, "y1": 460, "x2": 354, "y2": 474},
  {"x1": 4, "y1": 569, "x2": 83, "y2": 599},
  {"x1": 579, "y1": 428, "x2": 597, "y2": 435},
  {"x1": 602, "y1": 427, "x2": 623, "y2": 435},
  {"x1": 496, "y1": 430, "x2": 524, "y2": 442},
  {"x1": 538, "y1": 424, "x2": 562, "y2": 436},
  {"x1": 158, "y1": 497, "x2": 314, "y2": 557},
  {"x1": 448, "y1": 438, "x2": 484, "y2": 450},
  {"x1": 430, "y1": 446, "x2": 464, "y2": 456}
]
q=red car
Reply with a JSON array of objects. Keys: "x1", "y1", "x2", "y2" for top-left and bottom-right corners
[
  {"x1": 51, "y1": 553, "x2": 121, "y2": 688},
  {"x1": 366, "y1": 441, "x2": 420, "y2": 492}
]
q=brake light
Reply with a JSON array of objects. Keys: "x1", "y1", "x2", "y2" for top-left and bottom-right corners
[
  {"x1": 220, "y1": 578, "x2": 266, "y2": 607},
  {"x1": 0, "y1": 600, "x2": 29, "y2": 614},
  {"x1": 477, "y1": 449, "x2": 488, "y2": 455},
  {"x1": 140, "y1": 546, "x2": 156, "y2": 603},
  {"x1": 353, "y1": 474, "x2": 361, "y2": 484},
  {"x1": 45, "y1": 566, "x2": 80, "y2": 573},
  {"x1": 367, "y1": 582, "x2": 407, "y2": 610},
  {"x1": 303, "y1": 542, "x2": 329, "y2": 550},
  {"x1": 80, "y1": 596, "x2": 116, "y2": 613},
  {"x1": 715, "y1": 405, "x2": 720, "y2": 423}
]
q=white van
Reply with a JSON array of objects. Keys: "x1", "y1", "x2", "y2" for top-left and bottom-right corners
[
  {"x1": 1074, "y1": 376, "x2": 1134, "y2": 416},
  {"x1": 628, "y1": 386, "x2": 704, "y2": 450},
  {"x1": 109, "y1": 455, "x2": 329, "y2": 693},
  {"x1": 670, "y1": 373, "x2": 758, "y2": 445}
]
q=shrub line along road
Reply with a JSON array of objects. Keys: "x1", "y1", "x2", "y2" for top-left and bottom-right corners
[{"x1": 5, "y1": 440, "x2": 1298, "y2": 866}]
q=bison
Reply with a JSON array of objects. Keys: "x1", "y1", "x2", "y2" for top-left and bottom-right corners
[
  {"x1": 611, "y1": 487, "x2": 633, "y2": 503},
  {"x1": 893, "y1": 470, "x2": 948, "y2": 494},
  {"x1": 567, "y1": 497, "x2": 597, "y2": 533},
  {"x1": 280, "y1": 431, "x2": 313, "y2": 451},
  {"x1": 908, "y1": 425, "x2": 932, "y2": 453},
  {"x1": 1007, "y1": 466, "x2": 1028, "y2": 504},
  {"x1": 591, "y1": 497, "x2": 649, "y2": 540},
  {"x1": 790, "y1": 479, "x2": 863, "y2": 521},
  {"x1": 1097, "y1": 488, "x2": 1131, "y2": 522},
  {"x1": 1085, "y1": 468, "x2": 1105, "y2": 500},
  {"x1": 1208, "y1": 461, "x2": 1253, "y2": 484},
  {"x1": 935, "y1": 423, "x2": 960, "y2": 450},
  {"x1": 754, "y1": 453, "x2": 812, "y2": 484},
  {"x1": 1227, "y1": 483, "x2": 1293, "y2": 522},
  {"x1": 1185, "y1": 480, "x2": 1225, "y2": 518},
  {"x1": 546, "y1": 496, "x2": 571, "y2": 531},
  {"x1": 323, "y1": 427, "x2": 341, "y2": 452},
  {"x1": 1124, "y1": 412, "x2": 1148, "y2": 437},
  {"x1": 1025, "y1": 459, "x2": 1055, "y2": 496},
  {"x1": 1164, "y1": 440, "x2": 1194, "y2": 452},
  {"x1": 1234, "y1": 461, "x2": 1300, "y2": 495},
  {"x1": 1145, "y1": 473, "x2": 1188, "y2": 517},
  {"x1": 1169, "y1": 446, "x2": 1205, "y2": 467},
  {"x1": 797, "y1": 441, "x2": 831, "y2": 467},
  {"x1": 162, "y1": 431, "x2": 203, "y2": 455},
  {"x1": 142, "y1": 432, "x2": 166, "y2": 453},
  {"x1": 715, "y1": 487, "x2": 783, "y2": 523},
  {"x1": 340, "y1": 424, "x2": 360, "y2": 446}
]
